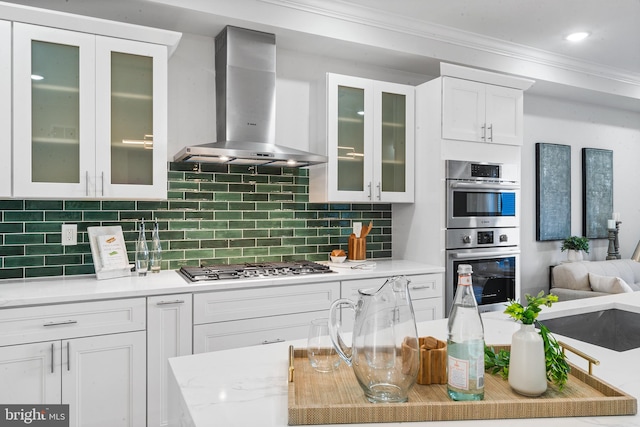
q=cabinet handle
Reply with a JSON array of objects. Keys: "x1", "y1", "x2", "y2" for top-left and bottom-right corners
[
  {"x1": 67, "y1": 342, "x2": 70, "y2": 371},
  {"x1": 367, "y1": 182, "x2": 372, "y2": 200},
  {"x1": 51, "y1": 343, "x2": 55, "y2": 374},
  {"x1": 85, "y1": 171, "x2": 89, "y2": 196},
  {"x1": 410, "y1": 284, "x2": 433, "y2": 290},
  {"x1": 156, "y1": 299, "x2": 185, "y2": 306},
  {"x1": 261, "y1": 338, "x2": 285, "y2": 345},
  {"x1": 44, "y1": 320, "x2": 78, "y2": 327},
  {"x1": 376, "y1": 182, "x2": 381, "y2": 200},
  {"x1": 101, "y1": 171, "x2": 105, "y2": 196},
  {"x1": 481, "y1": 124, "x2": 486, "y2": 141},
  {"x1": 488, "y1": 124, "x2": 493, "y2": 141}
]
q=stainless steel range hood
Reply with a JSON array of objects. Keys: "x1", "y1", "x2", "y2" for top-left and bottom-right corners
[{"x1": 173, "y1": 26, "x2": 327, "y2": 167}]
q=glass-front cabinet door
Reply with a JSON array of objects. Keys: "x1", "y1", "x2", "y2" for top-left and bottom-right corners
[
  {"x1": 374, "y1": 81, "x2": 414, "y2": 203},
  {"x1": 96, "y1": 37, "x2": 167, "y2": 199},
  {"x1": 327, "y1": 74, "x2": 373, "y2": 202},
  {"x1": 13, "y1": 23, "x2": 96, "y2": 198},
  {"x1": 0, "y1": 20, "x2": 11, "y2": 197},
  {"x1": 324, "y1": 74, "x2": 414, "y2": 203}
]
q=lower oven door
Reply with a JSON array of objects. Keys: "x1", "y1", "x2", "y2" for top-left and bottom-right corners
[{"x1": 446, "y1": 247, "x2": 520, "y2": 314}]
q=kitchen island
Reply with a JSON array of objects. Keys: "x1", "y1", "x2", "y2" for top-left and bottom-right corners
[{"x1": 169, "y1": 291, "x2": 640, "y2": 427}]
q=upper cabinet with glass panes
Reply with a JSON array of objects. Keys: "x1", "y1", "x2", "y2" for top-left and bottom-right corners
[
  {"x1": 4, "y1": 3, "x2": 180, "y2": 199},
  {"x1": 309, "y1": 74, "x2": 415, "y2": 203}
]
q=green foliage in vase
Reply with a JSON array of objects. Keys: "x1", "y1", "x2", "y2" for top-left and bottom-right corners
[
  {"x1": 561, "y1": 236, "x2": 590, "y2": 253},
  {"x1": 484, "y1": 291, "x2": 571, "y2": 390},
  {"x1": 504, "y1": 291, "x2": 558, "y2": 325}
]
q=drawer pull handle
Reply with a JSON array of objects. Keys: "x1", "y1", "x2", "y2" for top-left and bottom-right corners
[
  {"x1": 67, "y1": 342, "x2": 70, "y2": 371},
  {"x1": 51, "y1": 343, "x2": 55, "y2": 374},
  {"x1": 410, "y1": 284, "x2": 432, "y2": 290},
  {"x1": 156, "y1": 300, "x2": 185, "y2": 306},
  {"x1": 44, "y1": 320, "x2": 78, "y2": 327},
  {"x1": 261, "y1": 338, "x2": 285, "y2": 345}
]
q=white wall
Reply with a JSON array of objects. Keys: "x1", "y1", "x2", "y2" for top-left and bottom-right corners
[{"x1": 520, "y1": 94, "x2": 640, "y2": 296}]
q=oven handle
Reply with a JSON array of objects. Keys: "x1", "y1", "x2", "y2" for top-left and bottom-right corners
[
  {"x1": 449, "y1": 182, "x2": 520, "y2": 190},
  {"x1": 451, "y1": 249, "x2": 520, "y2": 259}
]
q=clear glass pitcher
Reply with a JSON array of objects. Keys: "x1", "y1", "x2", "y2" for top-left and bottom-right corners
[{"x1": 328, "y1": 275, "x2": 420, "y2": 403}]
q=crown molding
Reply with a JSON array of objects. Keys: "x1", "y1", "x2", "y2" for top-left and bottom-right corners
[{"x1": 259, "y1": 0, "x2": 639, "y2": 87}]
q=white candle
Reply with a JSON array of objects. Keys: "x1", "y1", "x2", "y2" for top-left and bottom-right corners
[{"x1": 608, "y1": 219, "x2": 616, "y2": 229}]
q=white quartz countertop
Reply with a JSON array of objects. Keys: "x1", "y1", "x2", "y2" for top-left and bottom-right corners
[
  {"x1": 169, "y1": 292, "x2": 640, "y2": 427},
  {"x1": 0, "y1": 260, "x2": 444, "y2": 308}
]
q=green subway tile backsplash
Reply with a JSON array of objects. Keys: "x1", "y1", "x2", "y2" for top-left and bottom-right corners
[{"x1": 0, "y1": 163, "x2": 393, "y2": 280}]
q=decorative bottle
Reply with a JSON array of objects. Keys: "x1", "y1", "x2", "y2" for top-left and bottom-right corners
[
  {"x1": 150, "y1": 219, "x2": 162, "y2": 273},
  {"x1": 447, "y1": 264, "x2": 485, "y2": 401},
  {"x1": 135, "y1": 219, "x2": 149, "y2": 276}
]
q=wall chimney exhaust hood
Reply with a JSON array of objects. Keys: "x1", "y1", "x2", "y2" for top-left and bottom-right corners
[{"x1": 173, "y1": 26, "x2": 327, "y2": 167}]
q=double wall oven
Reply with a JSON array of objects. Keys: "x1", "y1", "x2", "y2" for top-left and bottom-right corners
[{"x1": 445, "y1": 160, "x2": 520, "y2": 313}]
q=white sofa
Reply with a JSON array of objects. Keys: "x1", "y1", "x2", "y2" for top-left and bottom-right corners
[{"x1": 550, "y1": 259, "x2": 640, "y2": 301}]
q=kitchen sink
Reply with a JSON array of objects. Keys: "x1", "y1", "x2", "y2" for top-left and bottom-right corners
[{"x1": 542, "y1": 309, "x2": 640, "y2": 352}]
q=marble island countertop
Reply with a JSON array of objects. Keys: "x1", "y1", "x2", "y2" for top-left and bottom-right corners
[
  {"x1": 169, "y1": 291, "x2": 640, "y2": 427},
  {"x1": 0, "y1": 260, "x2": 444, "y2": 308}
]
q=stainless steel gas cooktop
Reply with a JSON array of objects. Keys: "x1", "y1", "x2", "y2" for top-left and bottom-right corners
[{"x1": 178, "y1": 261, "x2": 334, "y2": 282}]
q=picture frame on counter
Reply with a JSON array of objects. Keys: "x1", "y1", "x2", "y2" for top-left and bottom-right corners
[{"x1": 88, "y1": 226, "x2": 132, "y2": 280}]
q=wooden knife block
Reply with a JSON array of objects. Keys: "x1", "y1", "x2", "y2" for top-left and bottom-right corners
[{"x1": 347, "y1": 235, "x2": 366, "y2": 260}]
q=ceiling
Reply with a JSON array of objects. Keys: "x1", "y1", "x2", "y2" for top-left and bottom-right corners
[
  {"x1": 346, "y1": 0, "x2": 640, "y2": 75},
  {"x1": 4, "y1": 0, "x2": 640, "y2": 109}
]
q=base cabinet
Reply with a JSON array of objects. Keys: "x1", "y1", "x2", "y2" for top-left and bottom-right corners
[
  {"x1": 64, "y1": 332, "x2": 146, "y2": 427},
  {"x1": 0, "y1": 298, "x2": 146, "y2": 427},
  {"x1": 0, "y1": 332, "x2": 146, "y2": 427},
  {"x1": 0, "y1": 341, "x2": 61, "y2": 404},
  {"x1": 147, "y1": 295, "x2": 193, "y2": 427},
  {"x1": 192, "y1": 281, "x2": 340, "y2": 353},
  {"x1": 194, "y1": 311, "x2": 320, "y2": 352},
  {"x1": 340, "y1": 274, "x2": 443, "y2": 331}
]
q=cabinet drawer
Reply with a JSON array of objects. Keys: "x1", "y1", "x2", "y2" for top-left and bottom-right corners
[
  {"x1": 193, "y1": 311, "x2": 320, "y2": 353},
  {"x1": 343, "y1": 274, "x2": 442, "y2": 300},
  {"x1": 0, "y1": 298, "x2": 146, "y2": 346},
  {"x1": 193, "y1": 281, "x2": 340, "y2": 324}
]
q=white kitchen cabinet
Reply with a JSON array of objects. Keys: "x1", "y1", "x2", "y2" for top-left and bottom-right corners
[
  {"x1": 0, "y1": 298, "x2": 146, "y2": 427},
  {"x1": 12, "y1": 22, "x2": 168, "y2": 199},
  {"x1": 310, "y1": 73, "x2": 414, "y2": 203},
  {"x1": 147, "y1": 295, "x2": 193, "y2": 427},
  {"x1": 340, "y1": 273, "x2": 443, "y2": 331},
  {"x1": 192, "y1": 281, "x2": 340, "y2": 352},
  {"x1": 0, "y1": 20, "x2": 11, "y2": 197},
  {"x1": 0, "y1": 341, "x2": 61, "y2": 404},
  {"x1": 442, "y1": 77, "x2": 523, "y2": 146},
  {"x1": 63, "y1": 331, "x2": 146, "y2": 427}
]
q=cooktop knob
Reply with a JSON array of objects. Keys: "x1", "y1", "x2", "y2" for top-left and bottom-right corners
[
  {"x1": 500, "y1": 234, "x2": 508, "y2": 242},
  {"x1": 462, "y1": 235, "x2": 472, "y2": 244}
]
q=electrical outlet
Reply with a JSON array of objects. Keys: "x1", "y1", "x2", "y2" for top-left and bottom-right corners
[{"x1": 61, "y1": 224, "x2": 77, "y2": 246}]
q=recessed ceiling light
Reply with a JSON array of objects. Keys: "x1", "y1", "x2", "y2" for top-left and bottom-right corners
[{"x1": 565, "y1": 32, "x2": 590, "y2": 42}]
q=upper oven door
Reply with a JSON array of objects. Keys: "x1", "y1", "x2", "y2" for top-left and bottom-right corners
[{"x1": 447, "y1": 180, "x2": 519, "y2": 229}]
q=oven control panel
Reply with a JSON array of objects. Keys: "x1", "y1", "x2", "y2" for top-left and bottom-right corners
[{"x1": 446, "y1": 227, "x2": 519, "y2": 249}]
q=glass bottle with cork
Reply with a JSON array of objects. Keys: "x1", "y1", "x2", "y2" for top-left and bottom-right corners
[
  {"x1": 150, "y1": 219, "x2": 162, "y2": 273},
  {"x1": 447, "y1": 264, "x2": 485, "y2": 400},
  {"x1": 135, "y1": 219, "x2": 149, "y2": 276}
]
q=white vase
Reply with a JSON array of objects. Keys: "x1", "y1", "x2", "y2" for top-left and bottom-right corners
[
  {"x1": 508, "y1": 323, "x2": 547, "y2": 396},
  {"x1": 566, "y1": 249, "x2": 583, "y2": 262}
]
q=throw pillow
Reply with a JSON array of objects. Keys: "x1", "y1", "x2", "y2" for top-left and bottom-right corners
[{"x1": 588, "y1": 273, "x2": 634, "y2": 293}]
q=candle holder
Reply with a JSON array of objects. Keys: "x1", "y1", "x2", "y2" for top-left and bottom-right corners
[
  {"x1": 615, "y1": 221, "x2": 622, "y2": 259},
  {"x1": 606, "y1": 221, "x2": 622, "y2": 260}
]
